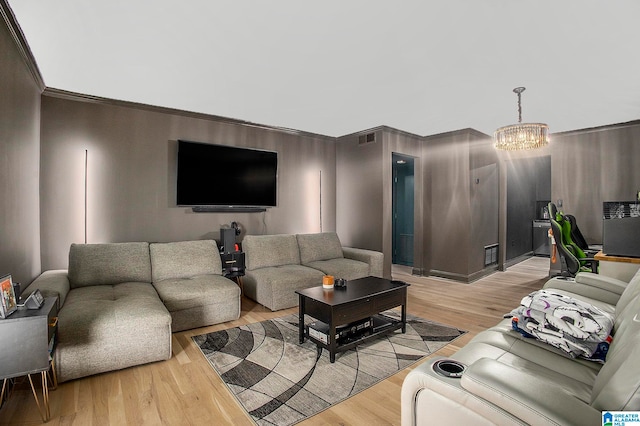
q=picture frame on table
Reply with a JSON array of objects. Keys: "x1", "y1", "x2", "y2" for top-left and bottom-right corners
[{"x1": 0, "y1": 274, "x2": 17, "y2": 319}]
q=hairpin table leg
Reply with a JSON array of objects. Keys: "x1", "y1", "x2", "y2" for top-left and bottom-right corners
[
  {"x1": 27, "y1": 372, "x2": 50, "y2": 422},
  {"x1": 1, "y1": 378, "x2": 8, "y2": 405},
  {"x1": 48, "y1": 358, "x2": 58, "y2": 390}
]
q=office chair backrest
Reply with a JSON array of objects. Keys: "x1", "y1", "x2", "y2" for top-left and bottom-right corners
[
  {"x1": 548, "y1": 202, "x2": 558, "y2": 221},
  {"x1": 550, "y1": 215, "x2": 581, "y2": 276},
  {"x1": 557, "y1": 212, "x2": 588, "y2": 260},
  {"x1": 548, "y1": 202, "x2": 589, "y2": 261},
  {"x1": 565, "y1": 214, "x2": 590, "y2": 251}
]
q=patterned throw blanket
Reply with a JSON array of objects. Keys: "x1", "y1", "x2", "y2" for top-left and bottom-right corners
[{"x1": 508, "y1": 289, "x2": 614, "y2": 361}]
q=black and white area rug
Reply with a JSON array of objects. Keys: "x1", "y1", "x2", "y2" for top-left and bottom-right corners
[{"x1": 192, "y1": 311, "x2": 465, "y2": 426}]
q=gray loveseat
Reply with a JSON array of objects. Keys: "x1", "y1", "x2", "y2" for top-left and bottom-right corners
[
  {"x1": 242, "y1": 232, "x2": 384, "y2": 311},
  {"x1": 401, "y1": 268, "x2": 640, "y2": 425},
  {"x1": 22, "y1": 240, "x2": 240, "y2": 383}
]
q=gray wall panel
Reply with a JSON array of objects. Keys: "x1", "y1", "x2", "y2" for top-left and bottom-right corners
[
  {"x1": 470, "y1": 163, "x2": 499, "y2": 272},
  {"x1": 39, "y1": 96, "x2": 336, "y2": 270},
  {"x1": 337, "y1": 127, "x2": 499, "y2": 282},
  {"x1": 336, "y1": 127, "x2": 423, "y2": 279},
  {"x1": 335, "y1": 131, "x2": 384, "y2": 252},
  {"x1": 469, "y1": 139, "x2": 500, "y2": 276},
  {"x1": 0, "y1": 16, "x2": 42, "y2": 285},
  {"x1": 423, "y1": 131, "x2": 499, "y2": 282},
  {"x1": 551, "y1": 124, "x2": 640, "y2": 244},
  {"x1": 425, "y1": 135, "x2": 471, "y2": 277}
]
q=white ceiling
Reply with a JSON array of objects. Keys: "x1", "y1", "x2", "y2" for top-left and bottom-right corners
[{"x1": 8, "y1": 0, "x2": 640, "y2": 137}]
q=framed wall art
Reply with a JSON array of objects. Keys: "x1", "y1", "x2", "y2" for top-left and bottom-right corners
[{"x1": 0, "y1": 274, "x2": 17, "y2": 318}]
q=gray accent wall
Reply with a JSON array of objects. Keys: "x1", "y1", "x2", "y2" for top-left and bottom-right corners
[
  {"x1": 39, "y1": 95, "x2": 336, "y2": 270},
  {"x1": 469, "y1": 138, "x2": 501, "y2": 276},
  {"x1": 551, "y1": 123, "x2": 640, "y2": 244},
  {"x1": 0, "y1": 11, "x2": 42, "y2": 285},
  {"x1": 337, "y1": 127, "x2": 497, "y2": 282},
  {"x1": 336, "y1": 127, "x2": 423, "y2": 279},
  {"x1": 4, "y1": 4, "x2": 640, "y2": 286},
  {"x1": 423, "y1": 130, "x2": 498, "y2": 282},
  {"x1": 335, "y1": 129, "x2": 384, "y2": 251}
]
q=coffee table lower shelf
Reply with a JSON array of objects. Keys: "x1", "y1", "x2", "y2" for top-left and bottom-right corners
[{"x1": 305, "y1": 316, "x2": 405, "y2": 361}]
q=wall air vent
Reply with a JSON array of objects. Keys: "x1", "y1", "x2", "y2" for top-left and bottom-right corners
[
  {"x1": 358, "y1": 132, "x2": 376, "y2": 145},
  {"x1": 484, "y1": 244, "x2": 499, "y2": 267}
]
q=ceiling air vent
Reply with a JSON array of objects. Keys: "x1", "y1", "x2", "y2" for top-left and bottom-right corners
[{"x1": 358, "y1": 132, "x2": 376, "y2": 145}]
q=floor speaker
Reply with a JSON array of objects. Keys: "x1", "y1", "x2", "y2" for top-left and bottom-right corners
[{"x1": 220, "y1": 228, "x2": 237, "y2": 254}]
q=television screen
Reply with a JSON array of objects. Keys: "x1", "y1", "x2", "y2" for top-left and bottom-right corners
[{"x1": 176, "y1": 140, "x2": 277, "y2": 207}]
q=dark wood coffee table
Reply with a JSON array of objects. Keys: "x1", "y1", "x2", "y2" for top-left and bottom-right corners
[{"x1": 296, "y1": 276, "x2": 409, "y2": 363}]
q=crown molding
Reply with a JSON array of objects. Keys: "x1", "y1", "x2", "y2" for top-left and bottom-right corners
[
  {"x1": 42, "y1": 87, "x2": 335, "y2": 140},
  {"x1": 338, "y1": 125, "x2": 477, "y2": 141},
  {"x1": 1, "y1": 0, "x2": 45, "y2": 91},
  {"x1": 550, "y1": 119, "x2": 640, "y2": 138},
  {"x1": 423, "y1": 127, "x2": 491, "y2": 141}
]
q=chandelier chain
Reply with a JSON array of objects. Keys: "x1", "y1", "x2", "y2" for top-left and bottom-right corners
[{"x1": 513, "y1": 86, "x2": 525, "y2": 123}]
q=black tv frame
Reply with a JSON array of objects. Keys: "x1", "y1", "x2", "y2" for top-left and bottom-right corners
[{"x1": 176, "y1": 140, "x2": 277, "y2": 212}]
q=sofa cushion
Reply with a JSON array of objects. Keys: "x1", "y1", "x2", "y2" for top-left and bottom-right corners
[
  {"x1": 243, "y1": 264, "x2": 325, "y2": 311},
  {"x1": 611, "y1": 267, "x2": 640, "y2": 314},
  {"x1": 451, "y1": 323, "x2": 599, "y2": 404},
  {"x1": 55, "y1": 282, "x2": 171, "y2": 382},
  {"x1": 68, "y1": 242, "x2": 151, "y2": 288},
  {"x1": 150, "y1": 240, "x2": 221, "y2": 282},
  {"x1": 297, "y1": 232, "x2": 344, "y2": 264},
  {"x1": 153, "y1": 275, "x2": 239, "y2": 312},
  {"x1": 589, "y1": 294, "x2": 640, "y2": 410},
  {"x1": 244, "y1": 234, "x2": 301, "y2": 270},
  {"x1": 304, "y1": 258, "x2": 369, "y2": 280}
]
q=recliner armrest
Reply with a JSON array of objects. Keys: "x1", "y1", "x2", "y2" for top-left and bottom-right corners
[
  {"x1": 342, "y1": 247, "x2": 384, "y2": 278},
  {"x1": 575, "y1": 272, "x2": 627, "y2": 294},
  {"x1": 544, "y1": 274, "x2": 623, "y2": 306},
  {"x1": 461, "y1": 358, "x2": 601, "y2": 426}
]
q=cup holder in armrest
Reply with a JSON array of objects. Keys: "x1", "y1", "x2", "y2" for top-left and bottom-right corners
[{"x1": 432, "y1": 359, "x2": 466, "y2": 378}]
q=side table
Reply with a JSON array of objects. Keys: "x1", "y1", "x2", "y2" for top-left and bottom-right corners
[
  {"x1": 221, "y1": 251, "x2": 246, "y2": 293},
  {"x1": 0, "y1": 297, "x2": 58, "y2": 422}
]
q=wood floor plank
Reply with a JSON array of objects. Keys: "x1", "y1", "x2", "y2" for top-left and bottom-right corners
[{"x1": 0, "y1": 257, "x2": 550, "y2": 425}]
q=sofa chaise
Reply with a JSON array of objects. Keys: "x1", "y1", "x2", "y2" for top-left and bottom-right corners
[
  {"x1": 22, "y1": 240, "x2": 240, "y2": 383},
  {"x1": 401, "y1": 268, "x2": 640, "y2": 425},
  {"x1": 242, "y1": 232, "x2": 384, "y2": 311}
]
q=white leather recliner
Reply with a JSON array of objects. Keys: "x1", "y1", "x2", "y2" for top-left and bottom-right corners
[{"x1": 401, "y1": 269, "x2": 640, "y2": 426}]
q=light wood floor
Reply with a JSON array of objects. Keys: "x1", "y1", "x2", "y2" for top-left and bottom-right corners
[{"x1": 0, "y1": 257, "x2": 550, "y2": 426}]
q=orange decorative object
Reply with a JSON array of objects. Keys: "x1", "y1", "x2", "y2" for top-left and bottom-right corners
[
  {"x1": 322, "y1": 275, "x2": 334, "y2": 289},
  {"x1": 548, "y1": 228, "x2": 557, "y2": 263}
]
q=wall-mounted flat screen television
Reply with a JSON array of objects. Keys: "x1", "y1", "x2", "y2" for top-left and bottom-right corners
[{"x1": 176, "y1": 140, "x2": 278, "y2": 208}]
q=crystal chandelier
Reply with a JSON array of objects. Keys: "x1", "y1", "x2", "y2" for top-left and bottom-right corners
[{"x1": 494, "y1": 87, "x2": 549, "y2": 150}]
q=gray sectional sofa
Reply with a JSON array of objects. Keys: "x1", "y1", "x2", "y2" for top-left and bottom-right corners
[
  {"x1": 401, "y1": 268, "x2": 640, "y2": 425},
  {"x1": 22, "y1": 240, "x2": 240, "y2": 383},
  {"x1": 242, "y1": 232, "x2": 384, "y2": 311}
]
